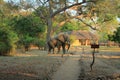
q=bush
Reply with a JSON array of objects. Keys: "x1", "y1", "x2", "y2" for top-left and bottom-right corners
[
  {"x1": 34, "y1": 39, "x2": 45, "y2": 50},
  {"x1": 0, "y1": 25, "x2": 18, "y2": 55},
  {"x1": 11, "y1": 15, "x2": 46, "y2": 51},
  {"x1": 18, "y1": 35, "x2": 34, "y2": 51}
]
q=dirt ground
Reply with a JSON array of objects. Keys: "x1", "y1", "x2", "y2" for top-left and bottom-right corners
[
  {"x1": 78, "y1": 51, "x2": 120, "y2": 80},
  {"x1": 0, "y1": 47, "x2": 120, "y2": 80},
  {"x1": 51, "y1": 47, "x2": 120, "y2": 80},
  {"x1": 0, "y1": 49, "x2": 68, "y2": 80}
]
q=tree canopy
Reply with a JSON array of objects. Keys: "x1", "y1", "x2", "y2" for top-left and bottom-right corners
[
  {"x1": 4, "y1": 0, "x2": 120, "y2": 38},
  {"x1": 1, "y1": 0, "x2": 120, "y2": 54},
  {"x1": 108, "y1": 27, "x2": 120, "y2": 44}
]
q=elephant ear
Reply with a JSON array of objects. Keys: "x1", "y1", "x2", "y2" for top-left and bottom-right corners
[
  {"x1": 56, "y1": 33, "x2": 70, "y2": 44},
  {"x1": 63, "y1": 34, "x2": 70, "y2": 43},
  {"x1": 56, "y1": 33, "x2": 65, "y2": 43}
]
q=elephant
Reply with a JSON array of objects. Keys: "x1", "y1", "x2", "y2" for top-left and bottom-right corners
[
  {"x1": 47, "y1": 33, "x2": 70, "y2": 54},
  {"x1": 56, "y1": 33, "x2": 70, "y2": 54},
  {"x1": 47, "y1": 38, "x2": 61, "y2": 54}
]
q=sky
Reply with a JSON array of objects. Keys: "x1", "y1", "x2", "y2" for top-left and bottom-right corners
[
  {"x1": 4, "y1": 0, "x2": 82, "y2": 3},
  {"x1": 4, "y1": 0, "x2": 19, "y2": 3}
]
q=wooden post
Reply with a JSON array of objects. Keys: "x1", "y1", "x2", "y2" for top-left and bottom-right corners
[
  {"x1": 90, "y1": 44, "x2": 99, "y2": 71},
  {"x1": 90, "y1": 48, "x2": 95, "y2": 71}
]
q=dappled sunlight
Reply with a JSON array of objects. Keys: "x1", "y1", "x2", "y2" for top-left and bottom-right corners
[
  {"x1": 11, "y1": 49, "x2": 48, "y2": 57},
  {"x1": 97, "y1": 55, "x2": 120, "y2": 59},
  {"x1": 0, "y1": 71, "x2": 38, "y2": 78},
  {"x1": 72, "y1": 57, "x2": 80, "y2": 61},
  {"x1": 79, "y1": 52, "x2": 120, "y2": 59},
  {"x1": 47, "y1": 53, "x2": 69, "y2": 57},
  {"x1": 100, "y1": 49, "x2": 120, "y2": 52},
  {"x1": 12, "y1": 53, "x2": 39, "y2": 57}
]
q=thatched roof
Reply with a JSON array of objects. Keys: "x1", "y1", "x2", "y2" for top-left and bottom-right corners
[{"x1": 63, "y1": 30, "x2": 98, "y2": 40}]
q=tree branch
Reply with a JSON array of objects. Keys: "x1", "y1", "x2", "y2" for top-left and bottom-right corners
[
  {"x1": 77, "y1": 18, "x2": 98, "y2": 30},
  {"x1": 38, "y1": 0, "x2": 49, "y2": 6},
  {"x1": 53, "y1": 15, "x2": 84, "y2": 31},
  {"x1": 51, "y1": 1, "x2": 95, "y2": 17},
  {"x1": 53, "y1": 14, "x2": 99, "y2": 31}
]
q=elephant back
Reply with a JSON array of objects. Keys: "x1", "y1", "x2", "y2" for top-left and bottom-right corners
[{"x1": 56, "y1": 33, "x2": 70, "y2": 43}]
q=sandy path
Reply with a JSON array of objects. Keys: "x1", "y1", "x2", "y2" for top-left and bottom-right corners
[
  {"x1": 52, "y1": 50, "x2": 120, "y2": 80},
  {"x1": 52, "y1": 55, "x2": 80, "y2": 80}
]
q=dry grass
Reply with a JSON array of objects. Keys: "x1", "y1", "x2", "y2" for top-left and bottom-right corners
[
  {"x1": 0, "y1": 49, "x2": 67, "y2": 80},
  {"x1": 77, "y1": 47, "x2": 120, "y2": 80},
  {"x1": 0, "y1": 47, "x2": 120, "y2": 80}
]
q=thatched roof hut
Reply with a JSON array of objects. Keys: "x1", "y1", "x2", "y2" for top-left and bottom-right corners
[{"x1": 62, "y1": 30, "x2": 98, "y2": 46}]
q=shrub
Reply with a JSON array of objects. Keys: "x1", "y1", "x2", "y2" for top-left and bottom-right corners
[
  {"x1": 0, "y1": 25, "x2": 18, "y2": 55},
  {"x1": 18, "y1": 35, "x2": 34, "y2": 51},
  {"x1": 34, "y1": 39, "x2": 45, "y2": 50}
]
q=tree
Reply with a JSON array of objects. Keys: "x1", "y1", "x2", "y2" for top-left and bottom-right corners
[
  {"x1": 60, "y1": 20, "x2": 89, "y2": 32},
  {"x1": 5, "y1": 0, "x2": 120, "y2": 48},
  {"x1": 31, "y1": 0, "x2": 120, "y2": 43},
  {"x1": 31, "y1": 0, "x2": 98, "y2": 47},
  {"x1": 11, "y1": 15, "x2": 46, "y2": 51},
  {"x1": 108, "y1": 27, "x2": 120, "y2": 47},
  {"x1": 0, "y1": 24, "x2": 18, "y2": 55},
  {"x1": 0, "y1": 0, "x2": 19, "y2": 55},
  {"x1": 61, "y1": 22, "x2": 78, "y2": 32}
]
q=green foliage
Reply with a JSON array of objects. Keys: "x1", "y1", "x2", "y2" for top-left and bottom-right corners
[
  {"x1": 19, "y1": 35, "x2": 34, "y2": 51},
  {"x1": 99, "y1": 32, "x2": 109, "y2": 42},
  {"x1": 12, "y1": 15, "x2": 46, "y2": 37},
  {"x1": 34, "y1": 38, "x2": 45, "y2": 50},
  {"x1": 98, "y1": 17, "x2": 119, "y2": 42},
  {"x1": 60, "y1": 20, "x2": 88, "y2": 32},
  {"x1": 0, "y1": 0, "x2": 19, "y2": 55},
  {"x1": 95, "y1": 0, "x2": 118, "y2": 19},
  {"x1": 108, "y1": 34, "x2": 114, "y2": 41},
  {"x1": 110, "y1": 27, "x2": 120, "y2": 43},
  {"x1": 0, "y1": 24, "x2": 18, "y2": 55},
  {"x1": 0, "y1": 0, "x2": 47, "y2": 54},
  {"x1": 11, "y1": 15, "x2": 46, "y2": 50},
  {"x1": 61, "y1": 22, "x2": 75, "y2": 32}
]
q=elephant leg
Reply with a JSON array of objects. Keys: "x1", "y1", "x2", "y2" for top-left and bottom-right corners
[
  {"x1": 57, "y1": 46, "x2": 61, "y2": 54},
  {"x1": 67, "y1": 44, "x2": 70, "y2": 52},
  {"x1": 62, "y1": 43, "x2": 66, "y2": 54},
  {"x1": 53, "y1": 48, "x2": 55, "y2": 54},
  {"x1": 48, "y1": 47, "x2": 51, "y2": 54}
]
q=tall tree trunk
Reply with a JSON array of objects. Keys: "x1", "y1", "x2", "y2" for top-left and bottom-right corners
[
  {"x1": 45, "y1": 17, "x2": 52, "y2": 49},
  {"x1": 45, "y1": 0, "x2": 53, "y2": 50}
]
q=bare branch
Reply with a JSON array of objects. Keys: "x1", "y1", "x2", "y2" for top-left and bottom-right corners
[
  {"x1": 38, "y1": 0, "x2": 44, "y2": 5},
  {"x1": 38, "y1": 0, "x2": 49, "y2": 5},
  {"x1": 32, "y1": 7, "x2": 45, "y2": 19},
  {"x1": 77, "y1": 18, "x2": 98, "y2": 30},
  {"x1": 54, "y1": 14, "x2": 98, "y2": 31},
  {"x1": 90, "y1": 17, "x2": 96, "y2": 24},
  {"x1": 51, "y1": 1, "x2": 95, "y2": 17}
]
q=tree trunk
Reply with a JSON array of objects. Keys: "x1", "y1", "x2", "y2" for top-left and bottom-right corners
[
  {"x1": 45, "y1": 0, "x2": 53, "y2": 50},
  {"x1": 45, "y1": 17, "x2": 52, "y2": 50}
]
